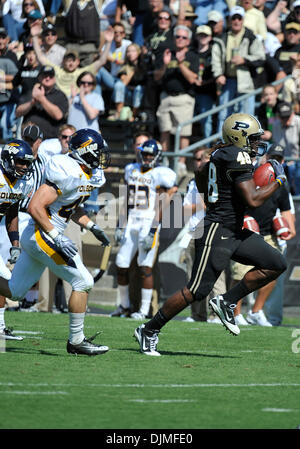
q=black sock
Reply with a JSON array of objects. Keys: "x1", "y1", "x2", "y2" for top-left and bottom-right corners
[
  {"x1": 145, "y1": 309, "x2": 169, "y2": 332},
  {"x1": 223, "y1": 279, "x2": 252, "y2": 305}
]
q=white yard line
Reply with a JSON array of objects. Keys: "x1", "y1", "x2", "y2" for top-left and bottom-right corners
[
  {"x1": 0, "y1": 382, "x2": 300, "y2": 388},
  {"x1": 128, "y1": 399, "x2": 196, "y2": 403},
  {"x1": 262, "y1": 408, "x2": 299, "y2": 413},
  {"x1": 1, "y1": 391, "x2": 68, "y2": 395}
]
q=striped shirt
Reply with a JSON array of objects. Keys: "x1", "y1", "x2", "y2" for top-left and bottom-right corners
[{"x1": 19, "y1": 152, "x2": 49, "y2": 213}]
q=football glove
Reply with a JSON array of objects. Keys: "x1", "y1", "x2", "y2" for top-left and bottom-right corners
[
  {"x1": 8, "y1": 246, "x2": 21, "y2": 264},
  {"x1": 53, "y1": 233, "x2": 78, "y2": 258},
  {"x1": 142, "y1": 228, "x2": 157, "y2": 252},
  {"x1": 90, "y1": 224, "x2": 110, "y2": 247},
  {"x1": 114, "y1": 227, "x2": 125, "y2": 245},
  {"x1": 268, "y1": 159, "x2": 285, "y2": 177}
]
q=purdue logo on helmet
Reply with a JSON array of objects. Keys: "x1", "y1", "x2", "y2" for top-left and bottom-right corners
[{"x1": 222, "y1": 113, "x2": 267, "y2": 157}]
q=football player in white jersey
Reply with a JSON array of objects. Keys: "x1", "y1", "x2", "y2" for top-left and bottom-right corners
[
  {"x1": 0, "y1": 128, "x2": 111, "y2": 356},
  {"x1": 0, "y1": 139, "x2": 34, "y2": 340},
  {"x1": 112, "y1": 139, "x2": 177, "y2": 320}
]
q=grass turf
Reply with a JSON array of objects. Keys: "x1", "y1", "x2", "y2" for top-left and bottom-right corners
[{"x1": 1, "y1": 311, "x2": 300, "y2": 430}]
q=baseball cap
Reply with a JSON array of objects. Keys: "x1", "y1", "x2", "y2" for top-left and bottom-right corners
[
  {"x1": 27, "y1": 10, "x2": 43, "y2": 20},
  {"x1": 64, "y1": 50, "x2": 80, "y2": 59},
  {"x1": 285, "y1": 22, "x2": 300, "y2": 32},
  {"x1": 230, "y1": 6, "x2": 245, "y2": 18},
  {"x1": 42, "y1": 23, "x2": 57, "y2": 35},
  {"x1": 277, "y1": 101, "x2": 293, "y2": 118},
  {"x1": 38, "y1": 65, "x2": 55, "y2": 78},
  {"x1": 0, "y1": 28, "x2": 8, "y2": 38},
  {"x1": 24, "y1": 42, "x2": 34, "y2": 53},
  {"x1": 292, "y1": 0, "x2": 300, "y2": 9},
  {"x1": 23, "y1": 124, "x2": 43, "y2": 141},
  {"x1": 267, "y1": 144, "x2": 285, "y2": 158},
  {"x1": 196, "y1": 25, "x2": 212, "y2": 36},
  {"x1": 207, "y1": 10, "x2": 223, "y2": 23}
]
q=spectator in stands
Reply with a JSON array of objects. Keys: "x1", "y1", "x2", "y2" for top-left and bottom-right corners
[
  {"x1": 15, "y1": 65, "x2": 69, "y2": 139},
  {"x1": 272, "y1": 101, "x2": 300, "y2": 195},
  {"x1": 68, "y1": 71, "x2": 104, "y2": 132},
  {"x1": 281, "y1": 0, "x2": 300, "y2": 29},
  {"x1": 194, "y1": 25, "x2": 217, "y2": 140},
  {"x1": 207, "y1": 9, "x2": 225, "y2": 37},
  {"x1": 0, "y1": 28, "x2": 19, "y2": 140},
  {"x1": 13, "y1": 43, "x2": 42, "y2": 103},
  {"x1": 231, "y1": 144, "x2": 295, "y2": 326},
  {"x1": 38, "y1": 123, "x2": 76, "y2": 156},
  {"x1": 2, "y1": 0, "x2": 45, "y2": 46},
  {"x1": 109, "y1": 43, "x2": 147, "y2": 121},
  {"x1": 172, "y1": 2, "x2": 198, "y2": 32},
  {"x1": 40, "y1": 23, "x2": 66, "y2": 66},
  {"x1": 211, "y1": 5, "x2": 265, "y2": 133},
  {"x1": 154, "y1": 25, "x2": 199, "y2": 179},
  {"x1": 96, "y1": 22, "x2": 132, "y2": 98},
  {"x1": 30, "y1": 22, "x2": 114, "y2": 99},
  {"x1": 266, "y1": 1, "x2": 290, "y2": 43},
  {"x1": 191, "y1": 0, "x2": 228, "y2": 26},
  {"x1": 274, "y1": 22, "x2": 300, "y2": 76},
  {"x1": 256, "y1": 84, "x2": 280, "y2": 142},
  {"x1": 254, "y1": 0, "x2": 273, "y2": 18},
  {"x1": 115, "y1": 0, "x2": 149, "y2": 46},
  {"x1": 142, "y1": 0, "x2": 173, "y2": 41},
  {"x1": 142, "y1": 7, "x2": 175, "y2": 122},
  {"x1": 19, "y1": 8, "x2": 44, "y2": 47},
  {"x1": 241, "y1": 0, "x2": 267, "y2": 42},
  {"x1": 63, "y1": 0, "x2": 103, "y2": 65}
]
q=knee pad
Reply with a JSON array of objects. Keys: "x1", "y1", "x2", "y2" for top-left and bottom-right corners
[{"x1": 71, "y1": 271, "x2": 94, "y2": 293}]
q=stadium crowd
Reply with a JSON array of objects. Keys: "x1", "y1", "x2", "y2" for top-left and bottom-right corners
[{"x1": 0, "y1": 0, "x2": 299, "y2": 349}]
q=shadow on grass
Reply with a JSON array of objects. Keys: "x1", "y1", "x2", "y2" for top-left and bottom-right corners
[
  {"x1": 5, "y1": 347, "x2": 62, "y2": 357},
  {"x1": 119, "y1": 348, "x2": 238, "y2": 358}
]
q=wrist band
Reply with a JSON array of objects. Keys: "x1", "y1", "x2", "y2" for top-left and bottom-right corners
[
  {"x1": 86, "y1": 221, "x2": 95, "y2": 230},
  {"x1": 150, "y1": 227, "x2": 157, "y2": 234},
  {"x1": 8, "y1": 231, "x2": 19, "y2": 243},
  {"x1": 47, "y1": 228, "x2": 59, "y2": 239},
  {"x1": 276, "y1": 177, "x2": 283, "y2": 186}
]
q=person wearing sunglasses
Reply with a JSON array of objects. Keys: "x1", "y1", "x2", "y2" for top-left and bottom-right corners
[
  {"x1": 274, "y1": 21, "x2": 300, "y2": 76},
  {"x1": 15, "y1": 65, "x2": 69, "y2": 139},
  {"x1": 68, "y1": 71, "x2": 104, "y2": 132},
  {"x1": 40, "y1": 23, "x2": 66, "y2": 67},
  {"x1": 154, "y1": 24, "x2": 200, "y2": 179},
  {"x1": 211, "y1": 5, "x2": 266, "y2": 134}
]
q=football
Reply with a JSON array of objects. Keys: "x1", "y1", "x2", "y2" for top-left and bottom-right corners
[
  {"x1": 243, "y1": 215, "x2": 260, "y2": 234},
  {"x1": 253, "y1": 162, "x2": 276, "y2": 187},
  {"x1": 273, "y1": 215, "x2": 290, "y2": 239}
]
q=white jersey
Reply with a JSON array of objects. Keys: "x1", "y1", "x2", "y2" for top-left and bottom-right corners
[
  {"x1": 183, "y1": 178, "x2": 205, "y2": 232},
  {"x1": 35, "y1": 154, "x2": 105, "y2": 233},
  {"x1": 0, "y1": 166, "x2": 33, "y2": 219},
  {"x1": 125, "y1": 163, "x2": 176, "y2": 219}
]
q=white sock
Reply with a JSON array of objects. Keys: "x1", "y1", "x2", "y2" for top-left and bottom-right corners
[
  {"x1": 140, "y1": 288, "x2": 153, "y2": 316},
  {"x1": 25, "y1": 289, "x2": 39, "y2": 303},
  {"x1": 118, "y1": 285, "x2": 130, "y2": 309},
  {"x1": 0, "y1": 307, "x2": 5, "y2": 331},
  {"x1": 69, "y1": 312, "x2": 85, "y2": 345}
]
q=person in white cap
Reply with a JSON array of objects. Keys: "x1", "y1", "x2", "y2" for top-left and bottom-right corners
[
  {"x1": 211, "y1": 5, "x2": 266, "y2": 134},
  {"x1": 192, "y1": 0, "x2": 228, "y2": 27},
  {"x1": 207, "y1": 10, "x2": 225, "y2": 37}
]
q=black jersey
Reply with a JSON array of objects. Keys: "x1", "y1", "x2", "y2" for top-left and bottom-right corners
[{"x1": 205, "y1": 145, "x2": 253, "y2": 231}]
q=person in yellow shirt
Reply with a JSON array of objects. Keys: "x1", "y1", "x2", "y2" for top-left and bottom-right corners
[
  {"x1": 241, "y1": 0, "x2": 267, "y2": 41},
  {"x1": 30, "y1": 22, "x2": 114, "y2": 99}
]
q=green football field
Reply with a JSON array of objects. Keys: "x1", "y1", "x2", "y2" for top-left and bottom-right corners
[{"x1": 1, "y1": 309, "x2": 300, "y2": 430}]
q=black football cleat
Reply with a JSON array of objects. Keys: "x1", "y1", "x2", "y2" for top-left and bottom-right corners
[{"x1": 67, "y1": 332, "x2": 109, "y2": 356}]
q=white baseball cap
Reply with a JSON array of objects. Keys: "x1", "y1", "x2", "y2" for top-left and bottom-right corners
[
  {"x1": 207, "y1": 10, "x2": 223, "y2": 23},
  {"x1": 293, "y1": 0, "x2": 300, "y2": 9},
  {"x1": 230, "y1": 6, "x2": 245, "y2": 18}
]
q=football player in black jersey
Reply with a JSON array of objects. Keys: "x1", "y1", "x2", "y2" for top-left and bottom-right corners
[{"x1": 134, "y1": 113, "x2": 288, "y2": 356}]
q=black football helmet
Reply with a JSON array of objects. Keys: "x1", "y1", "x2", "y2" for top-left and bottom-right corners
[
  {"x1": 68, "y1": 128, "x2": 111, "y2": 170},
  {"x1": 137, "y1": 139, "x2": 161, "y2": 169},
  {"x1": 1, "y1": 139, "x2": 34, "y2": 179}
]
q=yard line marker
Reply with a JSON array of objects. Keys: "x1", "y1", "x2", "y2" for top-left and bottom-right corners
[
  {"x1": 13, "y1": 331, "x2": 43, "y2": 335},
  {"x1": 128, "y1": 399, "x2": 196, "y2": 403},
  {"x1": 262, "y1": 408, "x2": 298, "y2": 413},
  {"x1": 0, "y1": 391, "x2": 68, "y2": 395},
  {"x1": 1, "y1": 382, "x2": 300, "y2": 388}
]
